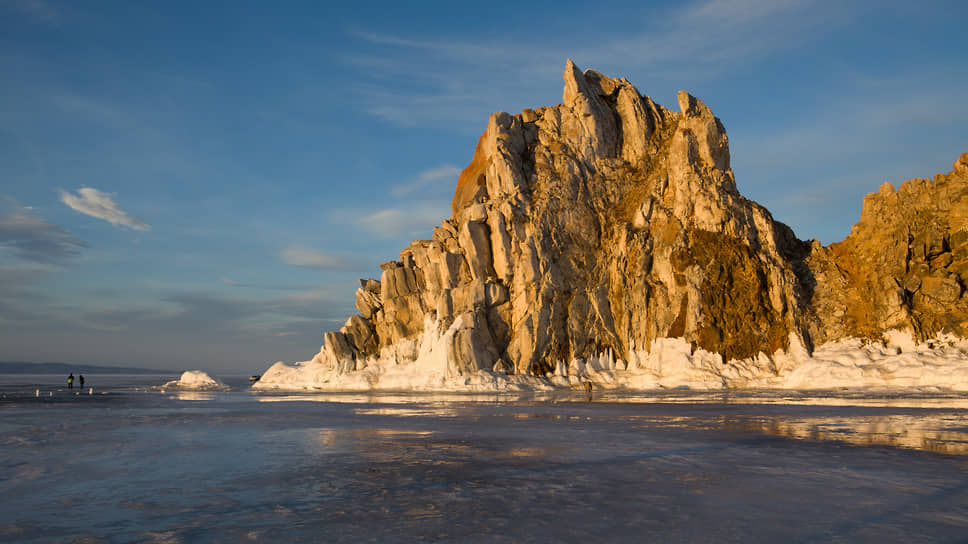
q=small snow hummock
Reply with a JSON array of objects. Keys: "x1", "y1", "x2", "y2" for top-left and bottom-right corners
[{"x1": 161, "y1": 370, "x2": 229, "y2": 391}]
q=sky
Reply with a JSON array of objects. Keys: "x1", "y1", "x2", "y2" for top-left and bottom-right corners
[{"x1": 1, "y1": 0, "x2": 966, "y2": 374}]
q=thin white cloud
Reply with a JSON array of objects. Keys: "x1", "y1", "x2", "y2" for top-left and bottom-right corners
[
  {"x1": 345, "y1": 0, "x2": 845, "y2": 125},
  {"x1": 59, "y1": 187, "x2": 150, "y2": 231},
  {"x1": 280, "y1": 245, "x2": 347, "y2": 270},
  {"x1": 356, "y1": 204, "x2": 448, "y2": 239},
  {"x1": 682, "y1": 0, "x2": 810, "y2": 29},
  {"x1": 586, "y1": 0, "x2": 833, "y2": 71},
  {"x1": 0, "y1": 196, "x2": 86, "y2": 264},
  {"x1": 391, "y1": 165, "x2": 462, "y2": 197},
  {"x1": 220, "y1": 277, "x2": 322, "y2": 291},
  {"x1": 355, "y1": 0, "x2": 816, "y2": 67},
  {"x1": 737, "y1": 71, "x2": 968, "y2": 173},
  {"x1": 51, "y1": 93, "x2": 131, "y2": 128}
]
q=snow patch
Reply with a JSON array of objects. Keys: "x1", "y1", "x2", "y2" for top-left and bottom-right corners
[
  {"x1": 255, "y1": 327, "x2": 968, "y2": 393},
  {"x1": 161, "y1": 370, "x2": 229, "y2": 391},
  {"x1": 254, "y1": 317, "x2": 555, "y2": 393}
]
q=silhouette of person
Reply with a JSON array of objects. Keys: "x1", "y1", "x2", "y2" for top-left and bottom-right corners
[
  {"x1": 68, "y1": 373, "x2": 74, "y2": 390},
  {"x1": 79, "y1": 375, "x2": 85, "y2": 388}
]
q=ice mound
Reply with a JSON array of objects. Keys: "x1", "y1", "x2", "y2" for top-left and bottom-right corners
[
  {"x1": 254, "y1": 327, "x2": 968, "y2": 393},
  {"x1": 620, "y1": 333, "x2": 968, "y2": 391},
  {"x1": 254, "y1": 317, "x2": 555, "y2": 393},
  {"x1": 161, "y1": 370, "x2": 229, "y2": 391}
]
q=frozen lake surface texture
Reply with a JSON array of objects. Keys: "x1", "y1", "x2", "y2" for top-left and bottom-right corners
[{"x1": 2, "y1": 375, "x2": 968, "y2": 543}]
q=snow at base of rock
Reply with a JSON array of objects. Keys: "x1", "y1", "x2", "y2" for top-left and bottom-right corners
[
  {"x1": 253, "y1": 322, "x2": 968, "y2": 393},
  {"x1": 161, "y1": 370, "x2": 229, "y2": 391}
]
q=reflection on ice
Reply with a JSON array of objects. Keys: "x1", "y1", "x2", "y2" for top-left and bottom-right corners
[
  {"x1": 507, "y1": 447, "x2": 558, "y2": 457},
  {"x1": 732, "y1": 414, "x2": 968, "y2": 455},
  {"x1": 168, "y1": 391, "x2": 217, "y2": 401},
  {"x1": 253, "y1": 391, "x2": 565, "y2": 404},
  {"x1": 311, "y1": 429, "x2": 337, "y2": 450},
  {"x1": 329, "y1": 428, "x2": 434, "y2": 437},
  {"x1": 619, "y1": 405, "x2": 968, "y2": 455},
  {"x1": 748, "y1": 396, "x2": 968, "y2": 409},
  {"x1": 597, "y1": 391, "x2": 968, "y2": 409},
  {"x1": 253, "y1": 388, "x2": 968, "y2": 455},
  {"x1": 354, "y1": 407, "x2": 460, "y2": 418}
]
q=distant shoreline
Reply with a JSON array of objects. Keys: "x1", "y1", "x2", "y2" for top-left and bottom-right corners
[{"x1": 0, "y1": 362, "x2": 177, "y2": 375}]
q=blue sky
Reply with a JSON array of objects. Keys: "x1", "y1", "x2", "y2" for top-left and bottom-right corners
[{"x1": 1, "y1": 0, "x2": 966, "y2": 373}]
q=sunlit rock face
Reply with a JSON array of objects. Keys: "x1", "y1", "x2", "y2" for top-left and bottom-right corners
[
  {"x1": 807, "y1": 152, "x2": 968, "y2": 344},
  {"x1": 311, "y1": 60, "x2": 967, "y2": 377}
]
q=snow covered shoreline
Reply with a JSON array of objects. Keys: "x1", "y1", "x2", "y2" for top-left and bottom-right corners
[{"x1": 253, "y1": 325, "x2": 968, "y2": 393}]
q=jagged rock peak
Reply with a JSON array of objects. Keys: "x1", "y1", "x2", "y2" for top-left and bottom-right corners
[
  {"x1": 955, "y1": 152, "x2": 968, "y2": 175},
  {"x1": 316, "y1": 60, "x2": 815, "y2": 378},
  {"x1": 304, "y1": 60, "x2": 966, "y2": 384},
  {"x1": 453, "y1": 60, "x2": 734, "y2": 213}
]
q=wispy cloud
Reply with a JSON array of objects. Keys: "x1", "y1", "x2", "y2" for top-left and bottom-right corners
[
  {"x1": 49, "y1": 93, "x2": 133, "y2": 130},
  {"x1": 59, "y1": 187, "x2": 150, "y2": 231},
  {"x1": 0, "y1": 196, "x2": 86, "y2": 264},
  {"x1": 95, "y1": 289, "x2": 350, "y2": 335},
  {"x1": 345, "y1": 0, "x2": 845, "y2": 125},
  {"x1": 0, "y1": 276, "x2": 355, "y2": 370},
  {"x1": 28, "y1": 284, "x2": 350, "y2": 335},
  {"x1": 583, "y1": 0, "x2": 837, "y2": 73},
  {"x1": 280, "y1": 245, "x2": 349, "y2": 270},
  {"x1": 391, "y1": 164, "x2": 462, "y2": 197},
  {"x1": 355, "y1": 204, "x2": 448, "y2": 239},
  {"x1": 332, "y1": 164, "x2": 457, "y2": 239},
  {"x1": 736, "y1": 67, "x2": 968, "y2": 174},
  {"x1": 220, "y1": 277, "x2": 323, "y2": 291},
  {"x1": 731, "y1": 64, "x2": 968, "y2": 244},
  {"x1": 1, "y1": 0, "x2": 60, "y2": 24},
  {"x1": 354, "y1": 83, "x2": 513, "y2": 126}
]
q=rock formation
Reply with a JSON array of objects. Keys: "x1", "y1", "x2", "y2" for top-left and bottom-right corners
[
  {"x1": 305, "y1": 60, "x2": 968, "y2": 381},
  {"x1": 807, "y1": 154, "x2": 968, "y2": 343}
]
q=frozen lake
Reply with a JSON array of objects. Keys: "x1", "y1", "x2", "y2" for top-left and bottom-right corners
[{"x1": 2, "y1": 376, "x2": 968, "y2": 542}]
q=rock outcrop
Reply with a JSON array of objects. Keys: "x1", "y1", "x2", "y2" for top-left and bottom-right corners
[
  {"x1": 303, "y1": 60, "x2": 967, "y2": 381},
  {"x1": 807, "y1": 153, "x2": 968, "y2": 343}
]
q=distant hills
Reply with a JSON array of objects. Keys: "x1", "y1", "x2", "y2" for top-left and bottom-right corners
[{"x1": 0, "y1": 361, "x2": 177, "y2": 375}]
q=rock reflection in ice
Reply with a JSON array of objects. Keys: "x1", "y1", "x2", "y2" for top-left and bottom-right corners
[
  {"x1": 596, "y1": 390, "x2": 968, "y2": 409},
  {"x1": 311, "y1": 429, "x2": 338, "y2": 451},
  {"x1": 621, "y1": 407, "x2": 968, "y2": 455},
  {"x1": 168, "y1": 391, "x2": 216, "y2": 401},
  {"x1": 354, "y1": 407, "x2": 461, "y2": 417},
  {"x1": 729, "y1": 414, "x2": 968, "y2": 455},
  {"x1": 252, "y1": 389, "x2": 968, "y2": 455},
  {"x1": 253, "y1": 391, "x2": 562, "y2": 404}
]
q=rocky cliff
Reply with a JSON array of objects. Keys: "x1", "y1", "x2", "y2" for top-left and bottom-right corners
[
  {"x1": 304, "y1": 61, "x2": 968, "y2": 383},
  {"x1": 807, "y1": 154, "x2": 968, "y2": 343}
]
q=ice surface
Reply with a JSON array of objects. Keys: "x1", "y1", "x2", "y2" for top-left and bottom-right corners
[
  {"x1": 255, "y1": 324, "x2": 968, "y2": 393},
  {"x1": 161, "y1": 370, "x2": 229, "y2": 391},
  {"x1": 2, "y1": 387, "x2": 967, "y2": 542}
]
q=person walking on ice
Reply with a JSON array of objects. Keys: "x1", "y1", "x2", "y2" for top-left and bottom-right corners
[
  {"x1": 79, "y1": 375, "x2": 85, "y2": 388},
  {"x1": 68, "y1": 373, "x2": 74, "y2": 390}
]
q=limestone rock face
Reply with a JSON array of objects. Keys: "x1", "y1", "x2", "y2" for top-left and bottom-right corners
[
  {"x1": 311, "y1": 61, "x2": 967, "y2": 377},
  {"x1": 806, "y1": 153, "x2": 968, "y2": 343}
]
